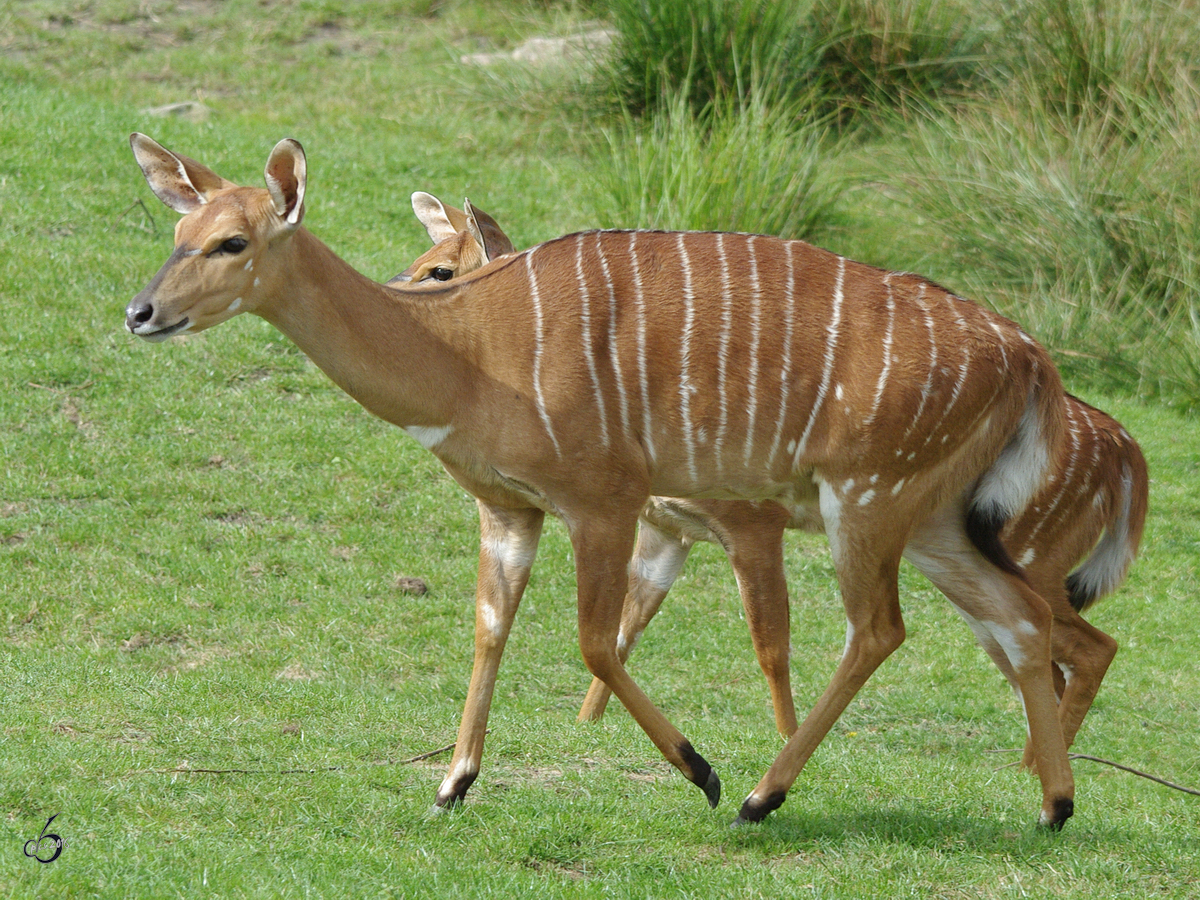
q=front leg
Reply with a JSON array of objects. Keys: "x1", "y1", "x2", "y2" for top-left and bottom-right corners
[{"x1": 434, "y1": 501, "x2": 544, "y2": 810}]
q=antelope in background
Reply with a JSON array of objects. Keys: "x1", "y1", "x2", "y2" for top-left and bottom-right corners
[
  {"x1": 126, "y1": 134, "x2": 1079, "y2": 828},
  {"x1": 396, "y1": 194, "x2": 1148, "y2": 772}
]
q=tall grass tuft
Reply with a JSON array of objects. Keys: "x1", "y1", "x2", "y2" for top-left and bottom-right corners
[
  {"x1": 901, "y1": 92, "x2": 1200, "y2": 406},
  {"x1": 997, "y1": 0, "x2": 1200, "y2": 126},
  {"x1": 805, "y1": 0, "x2": 991, "y2": 120},
  {"x1": 604, "y1": 0, "x2": 819, "y2": 114},
  {"x1": 590, "y1": 83, "x2": 847, "y2": 240}
]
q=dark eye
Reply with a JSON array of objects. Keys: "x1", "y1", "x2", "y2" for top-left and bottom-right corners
[
  {"x1": 430, "y1": 267, "x2": 454, "y2": 282},
  {"x1": 217, "y1": 237, "x2": 248, "y2": 255}
]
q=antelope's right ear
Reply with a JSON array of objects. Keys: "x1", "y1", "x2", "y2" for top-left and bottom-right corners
[
  {"x1": 411, "y1": 191, "x2": 468, "y2": 244},
  {"x1": 129, "y1": 133, "x2": 233, "y2": 214},
  {"x1": 464, "y1": 200, "x2": 516, "y2": 261}
]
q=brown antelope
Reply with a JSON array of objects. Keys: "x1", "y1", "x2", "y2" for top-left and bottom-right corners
[
  {"x1": 126, "y1": 134, "x2": 1079, "y2": 828},
  {"x1": 396, "y1": 195, "x2": 1149, "y2": 771}
]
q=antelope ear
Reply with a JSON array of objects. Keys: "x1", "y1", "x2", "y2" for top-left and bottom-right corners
[
  {"x1": 264, "y1": 138, "x2": 306, "y2": 227},
  {"x1": 411, "y1": 191, "x2": 468, "y2": 244},
  {"x1": 464, "y1": 199, "x2": 515, "y2": 262},
  {"x1": 130, "y1": 133, "x2": 233, "y2": 214}
]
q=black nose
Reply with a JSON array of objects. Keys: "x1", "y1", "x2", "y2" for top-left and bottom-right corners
[{"x1": 126, "y1": 300, "x2": 154, "y2": 331}]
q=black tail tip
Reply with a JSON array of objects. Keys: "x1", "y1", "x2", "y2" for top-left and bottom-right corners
[
  {"x1": 966, "y1": 503, "x2": 1023, "y2": 577},
  {"x1": 1065, "y1": 572, "x2": 1098, "y2": 612}
]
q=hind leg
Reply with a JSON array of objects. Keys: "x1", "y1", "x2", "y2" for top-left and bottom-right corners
[
  {"x1": 577, "y1": 521, "x2": 692, "y2": 722},
  {"x1": 905, "y1": 505, "x2": 1075, "y2": 829}
]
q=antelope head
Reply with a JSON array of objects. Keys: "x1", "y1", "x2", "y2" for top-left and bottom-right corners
[
  {"x1": 125, "y1": 133, "x2": 307, "y2": 340},
  {"x1": 388, "y1": 191, "x2": 513, "y2": 285}
]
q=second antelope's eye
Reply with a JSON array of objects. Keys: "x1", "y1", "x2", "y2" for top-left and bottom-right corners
[
  {"x1": 430, "y1": 267, "x2": 454, "y2": 282},
  {"x1": 217, "y1": 237, "x2": 249, "y2": 255}
]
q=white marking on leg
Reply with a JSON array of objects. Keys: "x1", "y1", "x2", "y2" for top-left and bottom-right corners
[
  {"x1": 575, "y1": 234, "x2": 610, "y2": 447},
  {"x1": 526, "y1": 249, "x2": 562, "y2": 458},
  {"x1": 792, "y1": 256, "x2": 845, "y2": 468},
  {"x1": 817, "y1": 475, "x2": 844, "y2": 559},
  {"x1": 677, "y1": 233, "x2": 699, "y2": 483},
  {"x1": 742, "y1": 235, "x2": 763, "y2": 466},
  {"x1": 629, "y1": 233, "x2": 655, "y2": 462}
]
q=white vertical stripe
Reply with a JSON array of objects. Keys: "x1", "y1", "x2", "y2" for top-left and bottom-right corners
[
  {"x1": 921, "y1": 298, "x2": 971, "y2": 448},
  {"x1": 596, "y1": 233, "x2": 631, "y2": 442},
  {"x1": 575, "y1": 233, "x2": 610, "y2": 447},
  {"x1": 713, "y1": 233, "x2": 733, "y2": 476},
  {"x1": 899, "y1": 284, "x2": 937, "y2": 448},
  {"x1": 742, "y1": 235, "x2": 763, "y2": 466},
  {"x1": 630, "y1": 232, "x2": 655, "y2": 462},
  {"x1": 864, "y1": 276, "x2": 895, "y2": 428},
  {"x1": 677, "y1": 233, "x2": 699, "y2": 483},
  {"x1": 792, "y1": 255, "x2": 845, "y2": 468},
  {"x1": 526, "y1": 248, "x2": 561, "y2": 457},
  {"x1": 766, "y1": 242, "x2": 796, "y2": 466}
]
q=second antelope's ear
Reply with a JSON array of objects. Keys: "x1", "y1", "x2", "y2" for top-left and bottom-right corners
[
  {"x1": 264, "y1": 138, "x2": 306, "y2": 228},
  {"x1": 411, "y1": 191, "x2": 468, "y2": 244},
  {"x1": 130, "y1": 133, "x2": 234, "y2": 214},
  {"x1": 464, "y1": 200, "x2": 515, "y2": 262}
]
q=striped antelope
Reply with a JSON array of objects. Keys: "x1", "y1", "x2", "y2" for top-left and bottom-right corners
[
  {"x1": 395, "y1": 195, "x2": 1149, "y2": 771},
  {"x1": 126, "y1": 135, "x2": 1078, "y2": 828}
]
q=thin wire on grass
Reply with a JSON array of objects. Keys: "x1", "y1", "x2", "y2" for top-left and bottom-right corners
[
  {"x1": 989, "y1": 748, "x2": 1200, "y2": 796},
  {"x1": 126, "y1": 740, "x2": 459, "y2": 778}
]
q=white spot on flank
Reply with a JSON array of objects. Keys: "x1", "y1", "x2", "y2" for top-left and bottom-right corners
[
  {"x1": 254, "y1": 277, "x2": 261, "y2": 288},
  {"x1": 404, "y1": 424, "x2": 453, "y2": 449},
  {"x1": 1019, "y1": 547, "x2": 1036, "y2": 566},
  {"x1": 786, "y1": 439, "x2": 797, "y2": 456},
  {"x1": 842, "y1": 478, "x2": 855, "y2": 493},
  {"x1": 228, "y1": 297, "x2": 242, "y2": 313},
  {"x1": 891, "y1": 478, "x2": 906, "y2": 495},
  {"x1": 835, "y1": 384, "x2": 844, "y2": 401},
  {"x1": 857, "y1": 489, "x2": 876, "y2": 506}
]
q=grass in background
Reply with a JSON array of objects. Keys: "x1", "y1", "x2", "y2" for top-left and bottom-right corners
[
  {"x1": 590, "y1": 84, "x2": 847, "y2": 238},
  {"x1": 1, "y1": 1, "x2": 1199, "y2": 897}
]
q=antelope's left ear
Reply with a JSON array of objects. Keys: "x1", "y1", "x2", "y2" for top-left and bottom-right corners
[
  {"x1": 264, "y1": 138, "x2": 306, "y2": 228},
  {"x1": 464, "y1": 199, "x2": 515, "y2": 262}
]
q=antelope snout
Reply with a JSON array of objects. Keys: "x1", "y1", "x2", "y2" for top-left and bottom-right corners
[{"x1": 126, "y1": 297, "x2": 155, "y2": 333}]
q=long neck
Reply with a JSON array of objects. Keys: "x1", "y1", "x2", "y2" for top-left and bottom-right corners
[{"x1": 257, "y1": 228, "x2": 467, "y2": 429}]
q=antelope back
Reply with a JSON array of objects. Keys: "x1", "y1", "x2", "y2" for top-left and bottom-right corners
[{"x1": 444, "y1": 229, "x2": 1060, "y2": 510}]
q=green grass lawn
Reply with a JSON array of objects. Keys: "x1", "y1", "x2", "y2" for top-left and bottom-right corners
[{"x1": 2, "y1": 2, "x2": 1198, "y2": 897}]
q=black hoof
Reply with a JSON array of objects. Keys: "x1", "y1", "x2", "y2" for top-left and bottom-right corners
[
  {"x1": 678, "y1": 741, "x2": 720, "y2": 808},
  {"x1": 434, "y1": 771, "x2": 477, "y2": 811},
  {"x1": 1038, "y1": 796, "x2": 1074, "y2": 831},
  {"x1": 736, "y1": 790, "x2": 786, "y2": 824},
  {"x1": 702, "y1": 769, "x2": 722, "y2": 809}
]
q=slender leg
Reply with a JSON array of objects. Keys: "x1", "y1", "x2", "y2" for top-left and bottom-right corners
[
  {"x1": 721, "y1": 503, "x2": 797, "y2": 737},
  {"x1": 904, "y1": 507, "x2": 1075, "y2": 829},
  {"x1": 1021, "y1": 608, "x2": 1118, "y2": 768},
  {"x1": 572, "y1": 510, "x2": 721, "y2": 808},
  {"x1": 433, "y1": 501, "x2": 544, "y2": 810},
  {"x1": 578, "y1": 521, "x2": 692, "y2": 722},
  {"x1": 736, "y1": 481, "x2": 907, "y2": 824}
]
